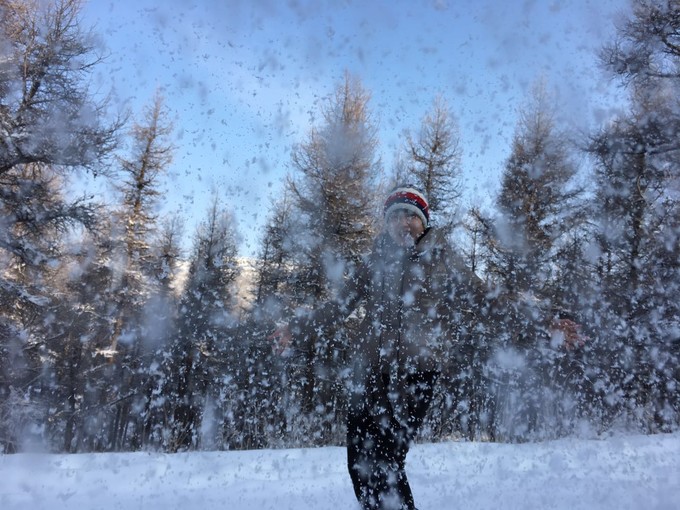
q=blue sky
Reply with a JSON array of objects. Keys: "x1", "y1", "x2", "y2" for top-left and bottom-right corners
[{"x1": 80, "y1": 0, "x2": 632, "y2": 256}]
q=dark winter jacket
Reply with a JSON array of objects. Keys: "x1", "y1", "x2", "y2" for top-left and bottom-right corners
[
  {"x1": 291, "y1": 228, "x2": 499, "y2": 387},
  {"x1": 290, "y1": 226, "x2": 556, "y2": 423}
]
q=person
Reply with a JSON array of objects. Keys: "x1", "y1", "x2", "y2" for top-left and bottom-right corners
[{"x1": 270, "y1": 185, "x2": 582, "y2": 510}]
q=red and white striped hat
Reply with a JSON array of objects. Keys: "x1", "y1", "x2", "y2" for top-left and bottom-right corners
[{"x1": 383, "y1": 186, "x2": 429, "y2": 227}]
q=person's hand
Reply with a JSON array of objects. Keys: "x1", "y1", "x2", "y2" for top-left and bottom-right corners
[
  {"x1": 269, "y1": 323, "x2": 292, "y2": 355},
  {"x1": 550, "y1": 318, "x2": 587, "y2": 351}
]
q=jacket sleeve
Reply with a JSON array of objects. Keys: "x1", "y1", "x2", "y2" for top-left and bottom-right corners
[
  {"x1": 288, "y1": 259, "x2": 371, "y2": 344},
  {"x1": 439, "y1": 243, "x2": 550, "y2": 344}
]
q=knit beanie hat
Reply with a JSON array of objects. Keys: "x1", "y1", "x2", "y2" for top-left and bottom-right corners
[{"x1": 384, "y1": 186, "x2": 429, "y2": 227}]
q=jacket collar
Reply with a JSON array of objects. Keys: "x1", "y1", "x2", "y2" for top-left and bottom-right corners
[
  {"x1": 412, "y1": 227, "x2": 435, "y2": 255},
  {"x1": 374, "y1": 226, "x2": 438, "y2": 260}
]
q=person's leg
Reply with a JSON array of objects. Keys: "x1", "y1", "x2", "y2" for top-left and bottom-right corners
[
  {"x1": 347, "y1": 371, "x2": 438, "y2": 510},
  {"x1": 403, "y1": 371, "x2": 439, "y2": 436},
  {"x1": 347, "y1": 405, "x2": 380, "y2": 510},
  {"x1": 347, "y1": 372, "x2": 387, "y2": 510},
  {"x1": 384, "y1": 371, "x2": 439, "y2": 510},
  {"x1": 370, "y1": 416, "x2": 411, "y2": 510}
]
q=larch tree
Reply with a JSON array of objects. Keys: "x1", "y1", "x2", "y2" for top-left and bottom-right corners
[
  {"x1": 587, "y1": 0, "x2": 680, "y2": 432},
  {"x1": 168, "y1": 195, "x2": 240, "y2": 451},
  {"x1": 491, "y1": 83, "x2": 583, "y2": 303},
  {"x1": 109, "y1": 92, "x2": 174, "y2": 348},
  {"x1": 103, "y1": 92, "x2": 174, "y2": 450},
  {"x1": 282, "y1": 72, "x2": 381, "y2": 445},
  {"x1": 287, "y1": 72, "x2": 380, "y2": 302},
  {"x1": 137, "y1": 214, "x2": 185, "y2": 449},
  {"x1": 0, "y1": 0, "x2": 119, "y2": 174},
  {"x1": 0, "y1": 0, "x2": 120, "y2": 453},
  {"x1": 401, "y1": 95, "x2": 463, "y2": 232},
  {"x1": 252, "y1": 192, "x2": 295, "y2": 312},
  {"x1": 479, "y1": 83, "x2": 587, "y2": 442},
  {"x1": 41, "y1": 220, "x2": 119, "y2": 452}
]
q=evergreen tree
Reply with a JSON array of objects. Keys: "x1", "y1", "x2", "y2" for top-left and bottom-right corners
[
  {"x1": 168, "y1": 196, "x2": 240, "y2": 450},
  {"x1": 279, "y1": 73, "x2": 382, "y2": 445},
  {"x1": 479, "y1": 84, "x2": 587, "y2": 441},
  {"x1": 491, "y1": 83, "x2": 583, "y2": 302},
  {"x1": 587, "y1": 0, "x2": 680, "y2": 432},
  {"x1": 400, "y1": 95, "x2": 463, "y2": 231},
  {"x1": 0, "y1": 0, "x2": 119, "y2": 452},
  {"x1": 101, "y1": 93, "x2": 174, "y2": 450}
]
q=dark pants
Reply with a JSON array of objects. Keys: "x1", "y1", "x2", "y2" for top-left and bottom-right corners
[{"x1": 347, "y1": 371, "x2": 438, "y2": 510}]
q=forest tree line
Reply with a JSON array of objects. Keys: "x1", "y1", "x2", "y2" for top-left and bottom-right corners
[{"x1": 1, "y1": 0, "x2": 679, "y2": 453}]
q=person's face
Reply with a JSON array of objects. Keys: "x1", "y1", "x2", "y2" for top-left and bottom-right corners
[{"x1": 386, "y1": 209, "x2": 426, "y2": 247}]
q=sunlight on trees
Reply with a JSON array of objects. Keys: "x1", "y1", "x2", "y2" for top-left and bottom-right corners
[{"x1": 1, "y1": 0, "x2": 678, "y2": 453}]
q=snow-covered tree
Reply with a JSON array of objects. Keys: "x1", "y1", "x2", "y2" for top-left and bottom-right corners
[
  {"x1": 108, "y1": 92, "x2": 174, "y2": 351},
  {"x1": 584, "y1": 0, "x2": 680, "y2": 433},
  {"x1": 166, "y1": 196, "x2": 240, "y2": 451},
  {"x1": 0, "y1": 0, "x2": 119, "y2": 174},
  {"x1": 587, "y1": 104, "x2": 680, "y2": 431},
  {"x1": 252, "y1": 193, "x2": 295, "y2": 311},
  {"x1": 96, "y1": 94, "x2": 173, "y2": 450},
  {"x1": 0, "y1": 0, "x2": 120, "y2": 453},
  {"x1": 274, "y1": 73, "x2": 382, "y2": 445},
  {"x1": 465, "y1": 84, "x2": 589, "y2": 442}
]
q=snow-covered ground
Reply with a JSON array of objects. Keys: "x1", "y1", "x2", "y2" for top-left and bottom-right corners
[{"x1": 2, "y1": 433, "x2": 678, "y2": 510}]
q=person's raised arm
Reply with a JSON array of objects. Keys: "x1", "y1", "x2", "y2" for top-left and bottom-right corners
[{"x1": 269, "y1": 258, "x2": 371, "y2": 355}]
